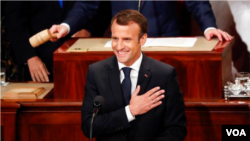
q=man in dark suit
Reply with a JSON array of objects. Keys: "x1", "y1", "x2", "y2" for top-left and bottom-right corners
[
  {"x1": 50, "y1": 1, "x2": 232, "y2": 41},
  {"x1": 4, "y1": 1, "x2": 98, "y2": 82},
  {"x1": 81, "y1": 10, "x2": 186, "y2": 141}
]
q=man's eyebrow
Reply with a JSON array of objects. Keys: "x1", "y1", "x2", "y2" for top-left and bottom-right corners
[{"x1": 123, "y1": 37, "x2": 132, "y2": 39}]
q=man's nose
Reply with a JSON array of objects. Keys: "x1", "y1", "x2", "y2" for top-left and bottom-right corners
[{"x1": 116, "y1": 40, "x2": 124, "y2": 50}]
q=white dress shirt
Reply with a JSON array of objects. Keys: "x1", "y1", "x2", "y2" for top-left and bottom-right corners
[{"x1": 117, "y1": 53, "x2": 143, "y2": 122}]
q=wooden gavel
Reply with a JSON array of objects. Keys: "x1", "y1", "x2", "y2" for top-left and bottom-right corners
[{"x1": 29, "y1": 29, "x2": 57, "y2": 48}]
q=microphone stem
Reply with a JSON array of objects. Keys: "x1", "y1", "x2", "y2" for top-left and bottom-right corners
[
  {"x1": 90, "y1": 108, "x2": 99, "y2": 141},
  {"x1": 138, "y1": 0, "x2": 141, "y2": 12}
]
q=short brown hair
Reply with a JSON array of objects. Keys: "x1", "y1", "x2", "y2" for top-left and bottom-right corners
[{"x1": 111, "y1": 9, "x2": 148, "y2": 38}]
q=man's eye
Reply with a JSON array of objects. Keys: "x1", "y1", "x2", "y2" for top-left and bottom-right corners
[
  {"x1": 125, "y1": 38, "x2": 130, "y2": 41},
  {"x1": 112, "y1": 38, "x2": 118, "y2": 41}
]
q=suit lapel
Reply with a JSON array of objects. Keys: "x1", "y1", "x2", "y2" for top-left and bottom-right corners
[
  {"x1": 108, "y1": 56, "x2": 125, "y2": 107},
  {"x1": 137, "y1": 54, "x2": 151, "y2": 95}
]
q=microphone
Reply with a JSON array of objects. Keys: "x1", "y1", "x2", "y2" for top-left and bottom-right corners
[
  {"x1": 138, "y1": 0, "x2": 141, "y2": 12},
  {"x1": 90, "y1": 96, "x2": 105, "y2": 141}
]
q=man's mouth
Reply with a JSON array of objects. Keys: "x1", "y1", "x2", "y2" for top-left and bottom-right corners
[{"x1": 117, "y1": 51, "x2": 129, "y2": 55}]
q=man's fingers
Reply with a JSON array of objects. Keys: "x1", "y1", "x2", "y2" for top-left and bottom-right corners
[
  {"x1": 58, "y1": 25, "x2": 68, "y2": 38},
  {"x1": 150, "y1": 95, "x2": 165, "y2": 107},
  {"x1": 31, "y1": 69, "x2": 48, "y2": 82},
  {"x1": 27, "y1": 56, "x2": 49, "y2": 82},
  {"x1": 41, "y1": 64, "x2": 49, "y2": 82},
  {"x1": 205, "y1": 32, "x2": 211, "y2": 41},
  {"x1": 36, "y1": 67, "x2": 45, "y2": 82},
  {"x1": 229, "y1": 33, "x2": 233, "y2": 39},
  {"x1": 57, "y1": 31, "x2": 63, "y2": 39},
  {"x1": 205, "y1": 29, "x2": 233, "y2": 41},
  {"x1": 49, "y1": 25, "x2": 59, "y2": 42},
  {"x1": 145, "y1": 86, "x2": 160, "y2": 97},
  {"x1": 45, "y1": 65, "x2": 50, "y2": 75},
  {"x1": 228, "y1": 34, "x2": 233, "y2": 40},
  {"x1": 222, "y1": 33, "x2": 229, "y2": 41},
  {"x1": 130, "y1": 86, "x2": 164, "y2": 116},
  {"x1": 36, "y1": 63, "x2": 49, "y2": 82},
  {"x1": 225, "y1": 32, "x2": 233, "y2": 41},
  {"x1": 49, "y1": 25, "x2": 65, "y2": 40},
  {"x1": 34, "y1": 72, "x2": 41, "y2": 82},
  {"x1": 215, "y1": 31, "x2": 223, "y2": 41},
  {"x1": 151, "y1": 101, "x2": 162, "y2": 109},
  {"x1": 42, "y1": 63, "x2": 50, "y2": 78},
  {"x1": 218, "y1": 30, "x2": 229, "y2": 41},
  {"x1": 49, "y1": 25, "x2": 57, "y2": 35},
  {"x1": 150, "y1": 89, "x2": 165, "y2": 100},
  {"x1": 38, "y1": 71, "x2": 46, "y2": 82},
  {"x1": 217, "y1": 29, "x2": 234, "y2": 41},
  {"x1": 31, "y1": 72, "x2": 36, "y2": 82}
]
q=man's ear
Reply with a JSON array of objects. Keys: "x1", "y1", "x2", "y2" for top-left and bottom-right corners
[{"x1": 140, "y1": 33, "x2": 147, "y2": 46}]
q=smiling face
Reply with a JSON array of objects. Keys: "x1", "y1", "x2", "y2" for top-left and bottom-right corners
[{"x1": 111, "y1": 20, "x2": 147, "y2": 66}]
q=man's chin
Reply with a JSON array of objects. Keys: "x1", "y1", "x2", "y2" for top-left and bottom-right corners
[{"x1": 116, "y1": 57, "x2": 127, "y2": 64}]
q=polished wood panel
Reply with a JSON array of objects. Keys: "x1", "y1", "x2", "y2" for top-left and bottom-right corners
[
  {"x1": 16, "y1": 100, "x2": 89, "y2": 141},
  {"x1": 0, "y1": 38, "x2": 237, "y2": 141},
  {"x1": 54, "y1": 38, "x2": 233, "y2": 100},
  {"x1": 184, "y1": 99, "x2": 250, "y2": 141},
  {"x1": 29, "y1": 125, "x2": 84, "y2": 141},
  {"x1": 1, "y1": 99, "x2": 248, "y2": 141},
  {"x1": 0, "y1": 101, "x2": 20, "y2": 141},
  {"x1": 185, "y1": 125, "x2": 221, "y2": 141},
  {"x1": 1, "y1": 126, "x2": 3, "y2": 140}
]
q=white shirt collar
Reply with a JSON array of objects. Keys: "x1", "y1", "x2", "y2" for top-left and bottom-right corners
[{"x1": 118, "y1": 52, "x2": 143, "y2": 71}]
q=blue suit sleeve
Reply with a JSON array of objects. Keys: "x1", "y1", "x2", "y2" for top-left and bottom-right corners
[
  {"x1": 185, "y1": 1, "x2": 217, "y2": 33},
  {"x1": 63, "y1": 1, "x2": 100, "y2": 36}
]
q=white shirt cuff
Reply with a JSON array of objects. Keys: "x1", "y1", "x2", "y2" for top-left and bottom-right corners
[
  {"x1": 61, "y1": 23, "x2": 70, "y2": 35},
  {"x1": 125, "y1": 105, "x2": 135, "y2": 122},
  {"x1": 204, "y1": 27, "x2": 217, "y2": 35}
]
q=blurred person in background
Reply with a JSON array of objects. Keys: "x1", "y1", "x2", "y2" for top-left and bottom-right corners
[{"x1": 4, "y1": 1, "x2": 108, "y2": 82}]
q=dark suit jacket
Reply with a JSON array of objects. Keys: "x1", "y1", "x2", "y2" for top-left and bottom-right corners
[
  {"x1": 3, "y1": 1, "x2": 80, "y2": 81},
  {"x1": 81, "y1": 54, "x2": 186, "y2": 141},
  {"x1": 65, "y1": 1, "x2": 216, "y2": 37},
  {"x1": 0, "y1": 0, "x2": 5, "y2": 21}
]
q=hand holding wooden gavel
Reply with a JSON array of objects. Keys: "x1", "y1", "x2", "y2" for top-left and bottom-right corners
[{"x1": 29, "y1": 29, "x2": 57, "y2": 48}]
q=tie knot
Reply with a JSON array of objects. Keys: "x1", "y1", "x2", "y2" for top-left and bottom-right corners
[{"x1": 122, "y1": 67, "x2": 132, "y2": 77}]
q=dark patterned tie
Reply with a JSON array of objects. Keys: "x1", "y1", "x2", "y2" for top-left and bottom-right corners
[
  {"x1": 58, "y1": 0, "x2": 63, "y2": 8},
  {"x1": 122, "y1": 67, "x2": 132, "y2": 105}
]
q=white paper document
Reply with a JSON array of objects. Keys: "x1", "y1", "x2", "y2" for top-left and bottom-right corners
[
  {"x1": 104, "y1": 41, "x2": 112, "y2": 47},
  {"x1": 104, "y1": 38, "x2": 197, "y2": 48}
]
